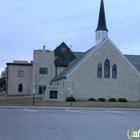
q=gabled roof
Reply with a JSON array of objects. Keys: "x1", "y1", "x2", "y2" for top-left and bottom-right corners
[
  {"x1": 96, "y1": 0, "x2": 108, "y2": 31},
  {"x1": 124, "y1": 55, "x2": 140, "y2": 73},
  {"x1": 73, "y1": 52, "x2": 84, "y2": 58},
  {"x1": 52, "y1": 46, "x2": 97, "y2": 81},
  {"x1": 54, "y1": 42, "x2": 70, "y2": 57},
  {"x1": 54, "y1": 42, "x2": 76, "y2": 66},
  {"x1": 55, "y1": 50, "x2": 76, "y2": 67},
  {"x1": 52, "y1": 38, "x2": 140, "y2": 82}
]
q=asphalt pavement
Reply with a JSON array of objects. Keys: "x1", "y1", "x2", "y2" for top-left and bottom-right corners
[{"x1": 0, "y1": 108, "x2": 140, "y2": 140}]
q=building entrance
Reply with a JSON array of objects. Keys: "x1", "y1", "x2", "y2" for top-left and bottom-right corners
[{"x1": 39, "y1": 85, "x2": 46, "y2": 94}]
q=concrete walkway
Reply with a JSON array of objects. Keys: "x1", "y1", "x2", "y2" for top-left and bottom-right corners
[{"x1": 0, "y1": 94, "x2": 43, "y2": 98}]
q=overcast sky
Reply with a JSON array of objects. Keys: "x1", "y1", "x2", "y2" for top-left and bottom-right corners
[{"x1": 0, "y1": 0, "x2": 140, "y2": 73}]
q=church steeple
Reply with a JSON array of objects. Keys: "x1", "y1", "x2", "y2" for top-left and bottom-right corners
[
  {"x1": 96, "y1": 0, "x2": 108, "y2": 45},
  {"x1": 96, "y1": 0, "x2": 108, "y2": 31}
]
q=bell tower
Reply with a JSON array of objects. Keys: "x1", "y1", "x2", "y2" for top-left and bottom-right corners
[{"x1": 96, "y1": 0, "x2": 108, "y2": 46}]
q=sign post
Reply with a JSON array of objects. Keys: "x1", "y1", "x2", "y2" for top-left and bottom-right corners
[
  {"x1": 70, "y1": 89, "x2": 73, "y2": 106},
  {"x1": 32, "y1": 89, "x2": 36, "y2": 105}
]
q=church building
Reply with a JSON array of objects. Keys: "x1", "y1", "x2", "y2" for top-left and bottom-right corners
[{"x1": 6, "y1": 0, "x2": 140, "y2": 102}]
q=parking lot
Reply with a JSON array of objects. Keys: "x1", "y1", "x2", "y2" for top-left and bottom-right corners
[{"x1": 0, "y1": 108, "x2": 140, "y2": 140}]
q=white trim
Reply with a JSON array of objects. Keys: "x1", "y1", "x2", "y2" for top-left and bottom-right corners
[
  {"x1": 66, "y1": 38, "x2": 140, "y2": 78},
  {"x1": 24, "y1": 108, "x2": 38, "y2": 112},
  {"x1": 66, "y1": 38, "x2": 108, "y2": 78},
  {"x1": 108, "y1": 38, "x2": 140, "y2": 76},
  {"x1": 96, "y1": 30, "x2": 108, "y2": 46}
]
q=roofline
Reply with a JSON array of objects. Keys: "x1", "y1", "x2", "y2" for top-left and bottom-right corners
[
  {"x1": 124, "y1": 54, "x2": 140, "y2": 57},
  {"x1": 52, "y1": 76, "x2": 66, "y2": 82},
  {"x1": 65, "y1": 39, "x2": 107, "y2": 78},
  {"x1": 6, "y1": 63, "x2": 32, "y2": 66},
  {"x1": 65, "y1": 38, "x2": 140, "y2": 78},
  {"x1": 55, "y1": 65, "x2": 67, "y2": 67},
  {"x1": 107, "y1": 39, "x2": 140, "y2": 76},
  {"x1": 96, "y1": 28, "x2": 108, "y2": 32}
]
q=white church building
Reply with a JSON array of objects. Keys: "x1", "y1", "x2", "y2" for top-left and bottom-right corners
[{"x1": 6, "y1": 0, "x2": 140, "y2": 102}]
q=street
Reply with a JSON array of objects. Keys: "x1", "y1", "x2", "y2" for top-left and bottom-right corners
[{"x1": 0, "y1": 108, "x2": 140, "y2": 140}]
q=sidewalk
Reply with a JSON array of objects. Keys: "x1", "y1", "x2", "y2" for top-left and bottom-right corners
[{"x1": 0, "y1": 94, "x2": 43, "y2": 98}]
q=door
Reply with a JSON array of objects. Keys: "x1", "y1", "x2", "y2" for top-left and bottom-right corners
[{"x1": 39, "y1": 85, "x2": 46, "y2": 94}]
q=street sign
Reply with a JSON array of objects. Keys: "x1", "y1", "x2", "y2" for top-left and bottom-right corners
[
  {"x1": 32, "y1": 88, "x2": 36, "y2": 94},
  {"x1": 70, "y1": 89, "x2": 73, "y2": 95}
]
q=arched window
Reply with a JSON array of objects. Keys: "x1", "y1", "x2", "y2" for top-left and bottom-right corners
[
  {"x1": 97, "y1": 63, "x2": 102, "y2": 78},
  {"x1": 104, "y1": 59, "x2": 110, "y2": 78},
  {"x1": 18, "y1": 84, "x2": 23, "y2": 92},
  {"x1": 112, "y1": 64, "x2": 117, "y2": 78}
]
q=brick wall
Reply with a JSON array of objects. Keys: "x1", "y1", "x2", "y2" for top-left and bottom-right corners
[
  {"x1": 64, "y1": 40, "x2": 140, "y2": 102},
  {"x1": 7, "y1": 65, "x2": 32, "y2": 95}
]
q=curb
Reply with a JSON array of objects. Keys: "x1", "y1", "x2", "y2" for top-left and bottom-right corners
[{"x1": 0, "y1": 106, "x2": 140, "y2": 111}]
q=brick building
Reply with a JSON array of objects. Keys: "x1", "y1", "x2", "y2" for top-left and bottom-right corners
[{"x1": 6, "y1": 0, "x2": 140, "y2": 102}]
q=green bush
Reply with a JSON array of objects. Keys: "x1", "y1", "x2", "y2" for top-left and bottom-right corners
[
  {"x1": 109, "y1": 98, "x2": 117, "y2": 102},
  {"x1": 98, "y1": 98, "x2": 106, "y2": 102},
  {"x1": 88, "y1": 98, "x2": 96, "y2": 101},
  {"x1": 118, "y1": 98, "x2": 127, "y2": 102},
  {"x1": 66, "y1": 97, "x2": 76, "y2": 102}
]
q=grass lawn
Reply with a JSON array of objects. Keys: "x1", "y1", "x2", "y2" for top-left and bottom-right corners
[{"x1": 0, "y1": 96, "x2": 140, "y2": 108}]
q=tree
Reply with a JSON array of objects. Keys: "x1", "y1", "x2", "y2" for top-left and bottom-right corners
[{"x1": 0, "y1": 68, "x2": 6, "y2": 90}]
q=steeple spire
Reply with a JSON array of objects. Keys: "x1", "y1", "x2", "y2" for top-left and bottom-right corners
[
  {"x1": 96, "y1": 0, "x2": 108, "y2": 31},
  {"x1": 95, "y1": 0, "x2": 108, "y2": 45}
]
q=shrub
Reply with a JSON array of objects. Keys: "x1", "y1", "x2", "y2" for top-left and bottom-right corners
[
  {"x1": 109, "y1": 98, "x2": 117, "y2": 102},
  {"x1": 98, "y1": 98, "x2": 106, "y2": 102},
  {"x1": 88, "y1": 98, "x2": 96, "y2": 101},
  {"x1": 118, "y1": 98, "x2": 127, "y2": 102},
  {"x1": 66, "y1": 97, "x2": 76, "y2": 102}
]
